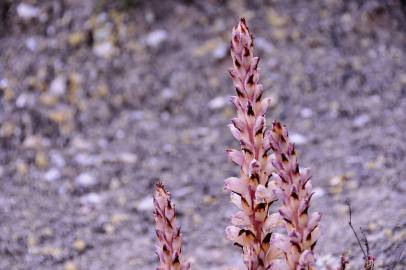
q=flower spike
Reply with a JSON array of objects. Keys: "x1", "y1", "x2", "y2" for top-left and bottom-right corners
[
  {"x1": 269, "y1": 122, "x2": 321, "y2": 270},
  {"x1": 153, "y1": 182, "x2": 190, "y2": 270},
  {"x1": 226, "y1": 18, "x2": 280, "y2": 270}
]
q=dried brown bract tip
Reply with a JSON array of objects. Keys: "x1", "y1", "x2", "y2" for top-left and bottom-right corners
[{"x1": 153, "y1": 182, "x2": 190, "y2": 270}]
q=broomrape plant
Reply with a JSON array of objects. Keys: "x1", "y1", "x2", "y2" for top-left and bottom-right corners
[
  {"x1": 224, "y1": 18, "x2": 319, "y2": 270},
  {"x1": 153, "y1": 18, "x2": 372, "y2": 270}
]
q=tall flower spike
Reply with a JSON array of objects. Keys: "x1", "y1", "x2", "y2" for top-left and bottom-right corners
[
  {"x1": 269, "y1": 121, "x2": 321, "y2": 270},
  {"x1": 153, "y1": 182, "x2": 190, "y2": 270},
  {"x1": 226, "y1": 18, "x2": 281, "y2": 270}
]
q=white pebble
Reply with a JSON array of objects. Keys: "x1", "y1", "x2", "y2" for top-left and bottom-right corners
[
  {"x1": 290, "y1": 133, "x2": 308, "y2": 145},
  {"x1": 353, "y1": 114, "x2": 370, "y2": 127},
  {"x1": 136, "y1": 196, "x2": 154, "y2": 212},
  {"x1": 17, "y1": 3, "x2": 40, "y2": 20},
  {"x1": 44, "y1": 168, "x2": 61, "y2": 182},
  {"x1": 49, "y1": 75, "x2": 66, "y2": 97},
  {"x1": 145, "y1": 30, "x2": 168, "y2": 48},
  {"x1": 208, "y1": 96, "x2": 228, "y2": 110},
  {"x1": 75, "y1": 172, "x2": 97, "y2": 188}
]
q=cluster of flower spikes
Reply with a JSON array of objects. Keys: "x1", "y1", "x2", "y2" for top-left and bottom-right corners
[
  {"x1": 268, "y1": 121, "x2": 321, "y2": 270},
  {"x1": 153, "y1": 182, "x2": 190, "y2": 270},
  {"x1": 225, "y1": 18, "x2": 283, "y2": 270}
]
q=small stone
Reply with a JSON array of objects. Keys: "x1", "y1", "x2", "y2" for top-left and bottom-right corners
[
  {"x1": 0, "y1": 79, "x2": 14, "y2": 101},
  {"x1": 300, "y1": 108, "x2": 313, "y2": 118},
  {"x1": 110, "y1": 213, "x2": 129, "y2": 225},
  {"x1": 290, "y1": 133, "x2": 308, "y2": 145},
  {"x1": 40, "y1": 227, "x2": 54, "y2": 239},
  {"x1": 64, "y1": 261, "x2": 78, "y2": 270},
  {"x1": 384, "y1": 228, "x2": 392, "y2": 239},
  {"x1": 16, "y1": 93, "x2": 32, "y2": 108},
  {"x1": 145, "y1": 29, "x2": 168, "y2": 48},
  {"x1": 93, "y1": 41, "x2": 115, "y2": 59},
  {"x1": 22, "y1": 135, "x2": 41, "y2": 149},
  {"x1": 75, "y1": 172, "x2": 97, "y2": 188},
  {"x1": 368, "y1": 222, "x2": 379, "y2": 231},
  {"x1": 40, "y1": 93, "x2": 59, "y2": 106},
  {"x1": 161, "y1": 88, "x2": 175, "y2": 100},
  {"x1": 35, "y1": 151, "x2": 48, "y2": 169},
  {"x1": 136, "y1": 196, "x2": 154, "y2": 212},
  {"x1": 25, "y1": 37, "x2": 37, "y2": 51},
  {"x1": 203, "y1": 195, "x2": 217, "y2": 205},
  {"x1": 193, "y1": 214, "x2": 203, "y2": 224},
  {"x1": 16, "y1": 160, "x2": 28, "y2": 176},
  {"x1": 48, "y1": 108, "x2": 73, "y2": 125},
  {"x1": 212, "y1": 42, "x2": 228, "y2": 60},
  {"x1": 44, "y1": 168, "x2": 61, "y2": 182},
  {"x1": 330, "y1": 175, "x2": 346, "y2": 186},
  {"x1": 353, "y1": 114, "x2": 370, "y2": 128},
  {"x1": 68, "y1": 73, "x2": 83, "y2": 103},
  {"x1": 96, "y1": 83, "x2": 109, "y2": 97},
  {"x1": 1, "y1": 122, "x2": 15, "y2": 137},
  {"x1": 109, "y1": 178, "x2": 121, "y2": 190},
  {"x1": 346, "y1": 180, "x2": 359, "y2": 190},
  {"x1": 17, "y1": 3, "x2": 40, "y2": 20},
  {"x1": 74, "y1": 153, "x2": 99, "y2": 166},
  {"x1": 80, "y1": 193, "x2": 102, "y2": 205},
  {"x1": 312, "y1": 187, "x2": 326, "y2": 199},
  {"x1": 50, "y1": 151, "x2": 66, "y2": 167},
  {"x1": 117, "y1": 152, "x2": 138, "y2": 164},
  {"x1": 73, "y1": 239, "x2": 86, "y2": 253},
  {"x1": 272, "y1": 28, "x2": 287, "y2": 41},
  {"x1": 208, "y1": 96, "x2": 228, "y2": 110},
  {"x1": 27, "y1": 234, "x2": 38, "y2": 248},
  {"x1": 71, "y1": 136, "x2": 93, "y2": 151},
  {"x1": 40, "y1": 246, "x2": 63, "y2": 259},
  {"x1": 68, "y1": 32, "x2": 86, "y2": 47},
  {"x1": 365, "y1": 155, "x2": 385, "y2": 170},
  {"x1": 49, "y1": 75, "x2": 67, "y2": 97},
  {"x1": 329, "y1": 175, "x2": 347, "y2": 194},
  {"x1": 103, "y1": 223, "x2": 115, "y2": 234}
]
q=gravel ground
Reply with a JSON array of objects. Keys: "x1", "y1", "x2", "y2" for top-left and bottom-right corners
[{"x1": 0, "y1": 0, "x2": 405, "y2": 269}]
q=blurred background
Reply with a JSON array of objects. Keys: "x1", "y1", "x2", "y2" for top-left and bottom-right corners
[{"x1": 0, "y1": 0, "x2": 405, "y2": 269}]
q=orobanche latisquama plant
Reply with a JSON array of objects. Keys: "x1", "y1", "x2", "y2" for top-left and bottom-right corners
[
  {"x1": 225, "y1": 18, "x2": 320, "y2": 270},
  {"x1": 153, "y1": 18, "x2": 371, "y2": 270}
]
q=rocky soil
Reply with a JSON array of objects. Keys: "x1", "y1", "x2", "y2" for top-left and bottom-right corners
[{"x1": 0, "y1": 0, "x2": 405, "y2": 269}]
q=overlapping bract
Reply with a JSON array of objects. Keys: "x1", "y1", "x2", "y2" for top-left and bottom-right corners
[
  {"x1": 153, "y1": 183, "x2": 190, "y2": 270},
  {"x1": 225, "y1": 18, "x2": 280, "y2": 270}
]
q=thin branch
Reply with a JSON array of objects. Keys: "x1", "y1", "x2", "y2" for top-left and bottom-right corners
[
  {"x1": 360, "y1": 227, "x2": 370, "y2": 256},
  {"x1": 346, "y1": 200, "x2": 367, "y2": 258}
]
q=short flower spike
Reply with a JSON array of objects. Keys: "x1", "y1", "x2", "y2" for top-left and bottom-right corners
[{"x1": 153, "y1": 182, "x2": 190, "y2": 270}]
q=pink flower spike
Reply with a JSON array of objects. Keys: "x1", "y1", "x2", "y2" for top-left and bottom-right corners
[
  {"x1": 225, "y1": 18, "x2": 280, "y2": 270},
  {"x1": 153, "y1": 182, "x2": 190, "y2": 270},
  {"x1": 269, "y1": 121, "x2": 321, "y2": 269}
]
